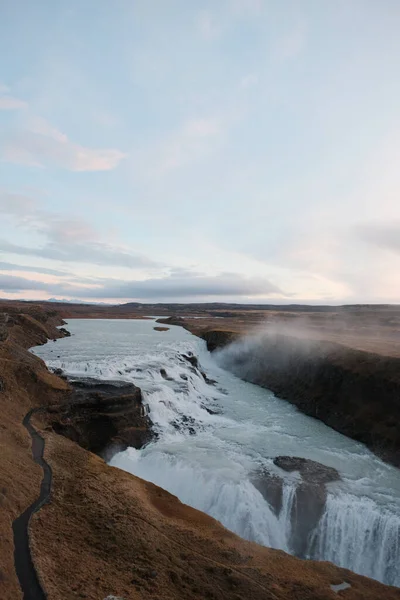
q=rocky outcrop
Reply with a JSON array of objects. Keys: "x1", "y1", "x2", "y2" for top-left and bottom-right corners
[
  {"x1": 47, "y1": 377, "x2": 153, "y2": 455},
  {"x1": 218, "y1": 333, "x2": 400, "y2": 467},
  {"x1": 156, "y1": 316, "x2": 186, "y2": 327},
  {"x1": 273, "y1": 457, "x2": 340, "y2": 484},
  {"x1": 200, "y1": 329, "x2": 240, "y2": 352},
  {"x1": 253, "y1": 457, "x2": 340, "y2": 556}
]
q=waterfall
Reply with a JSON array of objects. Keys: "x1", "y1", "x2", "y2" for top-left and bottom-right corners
[
  {"x1": 308, "y1": 493, "x2": 400, "y2": 586},
  {"x1": 33, "y1": 318, "x2": 400, "y2": 588},
  {"x1": 111, "y1": 448, "x2": 294, "y2": 551}
]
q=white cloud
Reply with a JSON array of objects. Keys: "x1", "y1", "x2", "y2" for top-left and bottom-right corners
[
  {"x1": 357, "y1": 222, "x2": 400, "y2": 255},
  {"x1": 1, "y1": 116, "x2": 126, "y2": 172},
  {"x1": 0, "y1": 95, "x2": 28, "y2": 110},
  {"x1": 0, "y1": 270, "x2": 284, "y2": 301},
  {"x1": 0, "y1": 190, "x2": 160, "y2": 269}
]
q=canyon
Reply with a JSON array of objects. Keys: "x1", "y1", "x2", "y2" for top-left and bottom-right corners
[{"x1": 1, "y1": 300, "x2": 400, "y2": 599}]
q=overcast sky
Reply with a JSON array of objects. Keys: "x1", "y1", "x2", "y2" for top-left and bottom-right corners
[{"x1": 0, "y1": 0, "x2": 399, "y2": 304}]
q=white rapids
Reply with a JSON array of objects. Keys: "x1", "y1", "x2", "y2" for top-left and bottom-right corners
[{"x1": 32, "y1": 318, "x2": 400, "y2": 586}]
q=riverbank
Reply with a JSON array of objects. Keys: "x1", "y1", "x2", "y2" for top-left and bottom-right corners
[{"x1": 2, "y1": 306, "x2": 400, "y2": 599}]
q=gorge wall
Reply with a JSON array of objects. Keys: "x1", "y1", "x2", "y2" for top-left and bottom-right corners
[{"x1": 203, "y1": 329, "x2": 400, "y2": 467}]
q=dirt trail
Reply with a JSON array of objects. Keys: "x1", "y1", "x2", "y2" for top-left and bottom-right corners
[{"x1": 12, "y1": 408, "x2": 51, "y2": 600}]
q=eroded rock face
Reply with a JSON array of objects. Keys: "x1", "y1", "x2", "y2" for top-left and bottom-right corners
[
  {"x1": 253, "y1": 457, "x2": 340, "y2": 556},
  {"x1": 58, "y1": 327, "x2": 71, "y2": 337},
  {"x1": 273, "y1": 456, "x2": 340, "y2": 484},
  {"x1": 252, "y1": 471, "x2": 284, "y2": 515},
  {"x1": 48, "y1": 378, "x2": 153, "y2": 455},
  {"x1": 219, "y1": 333, "x2": 400, "y2": 467},
  {"x1": 200, "y1": 330, "x2": 239, "y2": 352}
]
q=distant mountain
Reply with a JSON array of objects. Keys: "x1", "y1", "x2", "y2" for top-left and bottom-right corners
[{"x1": 47, "y1": 298, "x2": 114, "y2": 306}]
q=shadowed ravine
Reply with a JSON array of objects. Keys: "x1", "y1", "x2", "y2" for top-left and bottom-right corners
[{"x1": 12, "y1": 408, "x2": 51, "y2": 600}]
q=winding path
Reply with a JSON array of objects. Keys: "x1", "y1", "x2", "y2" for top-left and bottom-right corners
[{"x1": 12, "y1": 408, "x2": 51, "y2": 600}]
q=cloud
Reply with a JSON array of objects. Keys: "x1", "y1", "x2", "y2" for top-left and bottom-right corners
[
  {"x1": 357, "y1": 222, "x2": 400, "y2": 255},
  {"x1": 0, "y1": 261, "x2": 69, "y2": 277},
  {"x1": 0, "y1": 95, "x2": 28, "y2": 110},
  {"x1": 0, "y1": 191, "x2": 36, "y2": 214},
  {"x1": 0, "y1": 190, "x2": 160, "y2": 269},
  {"x1": 0, "y1": 274, "x2": 54, "y2": 292},
  {"x1": 105, "y1": 272, "x2": 283, "y2": 299},
  {"x1": 0, "y1": 239, "x2": 160, "y2": 269},
  {"x1": 0, "y1": 270, "x2": 284, "y2": 301},
  {"x1": 1, "y1": 116, "x2": 126, "y2": 171}
]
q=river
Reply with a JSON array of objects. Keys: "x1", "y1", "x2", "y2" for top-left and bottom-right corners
[{"x1": 32, "y1": 318, "x2": 400, "y2": 586}]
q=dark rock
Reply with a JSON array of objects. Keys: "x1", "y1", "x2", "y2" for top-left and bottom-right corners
[
  {"x1": 156, "y1": 316, "x2": 185, "y2": 327},
  {"x1": 202, "y1": 405, "x2": 221, "y2": 415},
  {"x1": 182, "y1": 354, "x2": 199, "y2": 369},
  {"x1": 59, "y1": 327, "x2": 71, "y2": 337},
  {"x1": 220, "y1": 332, "x2": 400, "y2": 467},
  {"x1": 253, "y1": 457, "x2": 341, "y2": 556},
  {"x1": 251, "y1": 471, "x2": 284, "y2": 515},
  {"x1": 291, "y1": 482, "x2": 328, "y2": 556},
  {"x1": 47, "y1": 378, "x2": 152, "y2": 455},
  {"x1": 110, "y1": 427, "x2": 153, "y2": 451},
  {"x1": 160, "y1": 368, "x2": 174, "y2": 381},
  {"x1": 52, "y1": 368, "x2": 68, "y2": 379},
  {"x1": 200, "y1": 371, "x2": 217, "y2": 385},
  {"x1": 272, "y1": 457, "x2": 339, "y2": 556},
  {"x1": 273, "y1": 456, "x2": 340, "y2": 484},
  {"x1": 200, "y1": 330, "x2": 239, "y2": 352}
]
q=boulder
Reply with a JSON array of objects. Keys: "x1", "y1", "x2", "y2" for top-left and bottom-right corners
[
  {"x1": 273, "y1": 456, "x2": 340, "y2": 484},
  {"x1": 48, "y1": 378, "x2": 153, "y2": 455}
]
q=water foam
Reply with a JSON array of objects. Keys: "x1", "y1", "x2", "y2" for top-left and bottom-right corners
[{"x1": 309, "y1": 493, "x2": 400, "y2": 586}]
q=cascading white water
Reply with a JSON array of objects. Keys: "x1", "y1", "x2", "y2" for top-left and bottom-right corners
[
  {"x1": 113, "y1": 447, "x2": 292, "y2": 550},
  {"x1": 309, "y1": 493, "x2": 400, "y2": 586},
  {"x1": 32, "y1": 318, "x2": 400, "y2": 587}
]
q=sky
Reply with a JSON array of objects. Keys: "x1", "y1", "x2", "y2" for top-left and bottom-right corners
[{"x1": 0, "y1": 0, "x2": 400, "y2": 305}]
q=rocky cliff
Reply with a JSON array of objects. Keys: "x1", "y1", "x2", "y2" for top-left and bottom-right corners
[
  {"x1": 2, "y1": 309, "x2": 400, "y2": 599},
  {"x1": 203, "y1": 329, "x2": 400, "y2": 467}
]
